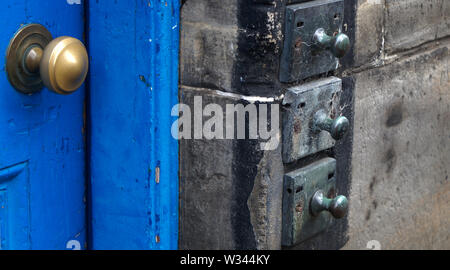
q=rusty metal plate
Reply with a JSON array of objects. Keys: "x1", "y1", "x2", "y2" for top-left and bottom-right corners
[
  {"x1": 280, "y1": 0, "x2": 344, "y2": 82},
  {"x1": 281, "y1": 77, "x2": 342, "y2": 163},
  {"x1": 282, "y1": 157, "x2": 337, "y2": 246}
]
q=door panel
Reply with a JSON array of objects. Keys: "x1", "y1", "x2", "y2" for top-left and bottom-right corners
[
  {"x1": 88, "y1": 0, "x2": 179, "y2": 249},
  {"x1": 0, "y1": 1, "x2": 86, "y2": 249},
  {"x1": 0, "y1": 162, "x2": 29, "y2": 249}
]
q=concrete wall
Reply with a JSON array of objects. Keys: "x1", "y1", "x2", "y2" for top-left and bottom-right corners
[{"x1": 179, "y1": 0, "x2": 449, "y2": 250}]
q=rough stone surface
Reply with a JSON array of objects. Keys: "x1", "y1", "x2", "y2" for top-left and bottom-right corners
[
  {"x1": 353, "y1": 0, "x2": 384, "y2": 67},
  {"x1": 344, "y1": 43, "x2": 450, "y2": 250},
  {"x1": 181, "y1": 0, "x2": 286, "y2": 96},
  {"x1": 181, "y1": 0, "x2": 238, "y2": 26},
  {"x1": 385, "y1": 0, "x2": 450, "y2": 53},
  {"x1": 248, "y1": 143, "x2": 284, "y2": 249},
  {"x1": 234, "y1": 0, "x2": 285, "y2": 96},
  {"x1": 180, "y1": 0, "x2": 238, "y2": 92},
  {"x1": 179, "y1": 91, "x2": 235, "y2": 249},
  {"x1": 354, "y1": 0, "x2": 450, "y2": 66},
  {"x1": 179, "y1": 86, "x2": 284, "y2": 250}
]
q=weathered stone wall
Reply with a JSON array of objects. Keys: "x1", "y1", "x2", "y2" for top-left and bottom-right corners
[
  {"x1": 179, "y1": 86, "x2": 285, "y2": 250},
  {"x1": 179, "y1": 0, "x2": 288, "y2": 250},
  {"x1": 343, "y1": 0, "x2": 450, "y2": 249},
  {"x1": 179, "y1": 0, "x2": 450, "y2": 250}
]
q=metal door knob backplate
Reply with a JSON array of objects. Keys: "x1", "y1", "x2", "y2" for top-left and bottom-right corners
[{"x1": 6, "y1": 24, "x2": 88, "y2": 95}]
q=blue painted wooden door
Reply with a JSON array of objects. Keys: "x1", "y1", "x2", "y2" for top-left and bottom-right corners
[
  {"x1": 87, "y1": 0, "x2": 179, "y2": 250},
  {"x1": 0, "y1": 1, "x2": 86, "y2": 249},
  {"x1": 0, "y1": 0, "x2": 179, "y2": 250}
]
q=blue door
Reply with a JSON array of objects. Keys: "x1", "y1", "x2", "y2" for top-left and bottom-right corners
[
  {"x1": 0, "y1": 1, "x2": 86, "y2": 249},
  {"x1": 1, "y1": 0, "x2": 179, "y2": 250}
]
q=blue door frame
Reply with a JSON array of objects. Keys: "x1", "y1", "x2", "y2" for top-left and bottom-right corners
[
  {"x1": 0, "y1": 0, "x2": 179, "y2": 250},
  {"x1": 87, "y1": 0, "x2": 180, "y2": 249}
]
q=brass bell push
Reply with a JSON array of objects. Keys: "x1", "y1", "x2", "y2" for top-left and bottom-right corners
[{"x1": 6, "y1": 24, "x2": 88, "y2": 95}]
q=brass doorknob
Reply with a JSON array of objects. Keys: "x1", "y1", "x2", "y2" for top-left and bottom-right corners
[
  {"x1": 313, "y1": 109, "x2": 349, "y2": 140},
  {"x1": 313, "y1": 28, "x2": 350, "y2": 58},
  {"x1": 35, "y1": 37, "x2": 88, "y2": 94},
  {"x1": 310, "y1": 190, "x2": 348, "y2": 219},
  {"x1": 6, "y1": 24, "x2": 88, "y2": 95}
]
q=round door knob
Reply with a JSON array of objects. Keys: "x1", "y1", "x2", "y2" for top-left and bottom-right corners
[
  {"x1": 313, "y1": 109, "x2": 349, "y2": 140},
  {"x1": 310, "y1": 190, "x2": 348, "y2": 219},
  {"x1": 6, "y1": 24, "x2": 88, "y2": 95},
  {"x1": 313, "y1": 28, "x2": 350, "y2": 58},
  {"x1": 37, "y1": 37, "x2": 88, "y2": 94}
]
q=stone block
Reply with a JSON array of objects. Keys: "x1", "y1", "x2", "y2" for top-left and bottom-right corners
[
  {"x1": 345, "y1": 43, "x2": 450, "y2": 249},
  {"x1": 385, "y1": 0, "x2": 450, "y2": 53}
]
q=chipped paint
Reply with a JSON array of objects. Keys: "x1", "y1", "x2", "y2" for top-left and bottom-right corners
[
  {"x1": 265, "y1": 11, "x2": 283, "y2": 52},
  {"x1": 67, "y1": 0, "x2": 81, "y2": 5},
  {"x1": 155, "y1": 166, "x2": 160, "y2": 184}
]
